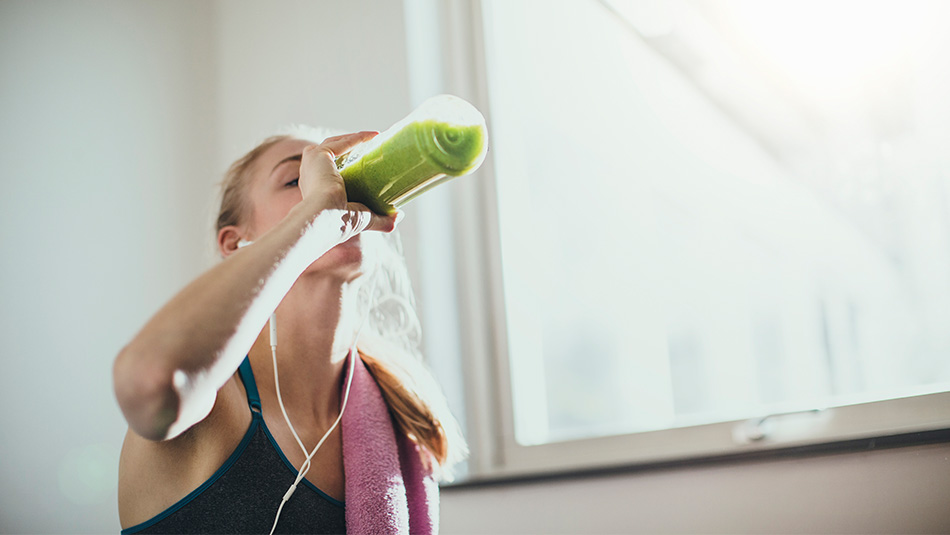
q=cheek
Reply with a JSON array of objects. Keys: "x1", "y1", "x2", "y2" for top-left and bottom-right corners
[{"x1": 249, "y1": 190, "x2": 303, "y2": 235}]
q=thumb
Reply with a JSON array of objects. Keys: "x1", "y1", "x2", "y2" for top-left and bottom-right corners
[{"x1": 342, "y1": 203, "x2": 399, "y2": 237}]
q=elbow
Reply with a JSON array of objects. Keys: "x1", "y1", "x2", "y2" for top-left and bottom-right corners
[{"x1": 113, "y1": 347, "x2": 180, "y2": 441}]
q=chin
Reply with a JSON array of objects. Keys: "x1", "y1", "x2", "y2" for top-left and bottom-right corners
[{"x1": 303, "y1": 235, "x2": 364, "y2": 279}]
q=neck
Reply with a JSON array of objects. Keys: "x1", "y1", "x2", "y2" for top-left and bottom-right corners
[{"x1": 249, "y1": 271, "x2": 365, "y2": 426}]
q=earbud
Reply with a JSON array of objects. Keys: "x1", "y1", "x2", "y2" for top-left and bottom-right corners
[{"x1": 237, "y1": 239, "x2": 253, "y2": 249}]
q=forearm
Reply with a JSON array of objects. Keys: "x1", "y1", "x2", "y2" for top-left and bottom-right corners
[{"x1": 114, "y1": 196, "x2": 346, "y2": 440}]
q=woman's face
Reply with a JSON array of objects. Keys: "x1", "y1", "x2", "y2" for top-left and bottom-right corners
[{"x1": 244, "y1": 137, "x2": 365, "y2": 280}]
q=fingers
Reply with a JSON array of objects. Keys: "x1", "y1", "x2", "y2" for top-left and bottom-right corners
[
  {"x1": 299, "y1": 131, "x2": 379, "y2": 203},
  {"x1": 301, "y1": 131, "x2": 377, "y2": 169},
  {"x1": 366, "y1": 209, "x2": 401, "y2": 233},
  {"x1": 319, "y1": 131, "x2": 378, "y2": 159},
  {"x1": 345, "y1": 203, "x2": 400, "y2": 234},
  {"x1": 322, "y1": 130, "x2": 378, "y2": 144},
  {"x1": 298, "y1": 132, "x2": 399, "y2": 239}
]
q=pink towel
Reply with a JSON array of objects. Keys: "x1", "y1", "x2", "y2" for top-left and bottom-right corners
[{"x1": 341, "y1": 352, "x2": 439, "y2": 534}]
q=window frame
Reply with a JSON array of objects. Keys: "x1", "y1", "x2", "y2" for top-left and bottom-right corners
[{"x1": 412, "y1": 0, "x2": 950, "y2": 483}]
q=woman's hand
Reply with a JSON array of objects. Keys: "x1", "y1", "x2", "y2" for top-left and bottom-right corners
[
  {"x1": 299, "y1": 132, "x2": 399, "y2": 237},
  {"x1": 115, "y1": 131, "x2": 402, "y2": 442}
]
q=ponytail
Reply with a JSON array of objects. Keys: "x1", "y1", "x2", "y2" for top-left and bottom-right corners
[
  {"x1": 358, "y1": 343, "x2": 467, "y2": 480},
  {"x1": 355, "y1": 227, "x2": 468, "y2": 481}
]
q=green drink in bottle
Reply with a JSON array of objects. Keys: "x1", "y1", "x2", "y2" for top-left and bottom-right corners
[{"x1": 338, "y1": 94, "x2": 489, "y2": 215}]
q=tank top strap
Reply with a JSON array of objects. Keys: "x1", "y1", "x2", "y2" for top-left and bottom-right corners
[{"x1": 237, "y1": 356, "x2": 262, "y2": 414}]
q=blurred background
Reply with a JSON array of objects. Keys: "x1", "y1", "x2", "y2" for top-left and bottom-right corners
[
  {"x1": 0, "y1": 1, "x2": 416, "y2": 532},
  {"x1": 2, "y1": 0, "x2": 949, "y2": 533}
]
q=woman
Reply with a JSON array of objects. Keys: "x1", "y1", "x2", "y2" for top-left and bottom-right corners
[{"x1": 113, "y1": 129, "x2": 465, "y2": 534}]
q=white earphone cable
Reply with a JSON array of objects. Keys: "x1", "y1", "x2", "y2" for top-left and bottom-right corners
[
  {"x1": 271, "y1": 328, "x2": 307, "y2": 457},
  {"x1": 267, "y1": 271, "x2": 379, "y2": 535}
]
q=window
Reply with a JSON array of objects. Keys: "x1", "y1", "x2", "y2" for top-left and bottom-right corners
[{"x1": 410, "y1": 0, "x2": 950, "y2": 479}]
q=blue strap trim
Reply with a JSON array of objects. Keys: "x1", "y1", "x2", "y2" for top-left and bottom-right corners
[
  {"x1": 259, "y1": 420, "x2": 346, "y2": 508},
  {"x1": 120, "y1": 417, "x2": 262, "y2": 534},
  {"x1": 235, "y1": 356, "x2": 342, "y2": 507},
  {"x1": 236, "y1": 356, "x2": 343, "y2": 507},
  {"x1": 237, "y1": 356, "x2": 262, "y2": 413}
]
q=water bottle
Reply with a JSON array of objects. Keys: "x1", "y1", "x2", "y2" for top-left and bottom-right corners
[{"x1": 338, "y1": 94, "x2": 489, "y2": 215}]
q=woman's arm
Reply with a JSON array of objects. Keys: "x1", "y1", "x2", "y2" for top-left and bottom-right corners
[{"x1": 113, "y1": 133, "x2": 395, "y2": 441}]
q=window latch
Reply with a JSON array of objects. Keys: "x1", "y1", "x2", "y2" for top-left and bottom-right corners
[{"x1": 732, "y1": 407, "x2": 828, "y2": 444}]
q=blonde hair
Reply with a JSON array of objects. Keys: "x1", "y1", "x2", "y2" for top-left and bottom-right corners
[
  {"x1": 216, "y1": 128, "x2": 467, "y2": 479},
  {"x1": 216, "y1": 134, "x2": 288, "y2": 234}
]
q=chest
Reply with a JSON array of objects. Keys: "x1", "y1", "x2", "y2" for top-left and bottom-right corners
[{"x1": 260, "y1": 411, "x2": 346, "y2": 502}]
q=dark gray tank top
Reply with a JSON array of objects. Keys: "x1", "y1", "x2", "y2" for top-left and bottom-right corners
[{"x1": 121, "y1": 357, "x2": 346, "y2": 534}]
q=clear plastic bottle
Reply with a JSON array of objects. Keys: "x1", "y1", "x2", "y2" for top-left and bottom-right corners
[{"x1": 338, "y1": 94, "x2": 489, "y2": 215}]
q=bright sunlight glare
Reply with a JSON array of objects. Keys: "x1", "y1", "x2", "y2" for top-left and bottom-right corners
[{"x1": 723, "y1": 0, "x2": 931, "y2": 97}]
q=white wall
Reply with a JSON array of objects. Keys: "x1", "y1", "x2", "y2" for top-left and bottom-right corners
[
  {"x1": 0, "y1": 1, "x2": 410, "y2": 532},
  {"x1": 441, "y1": 441, "x2": 950, "y2": 534},
  {"x1": 0, "y1": 2, "x2": 215, "y2": 532},
  {"x1": 210, "y1": 0, "x2": 411, "y2": 175}
]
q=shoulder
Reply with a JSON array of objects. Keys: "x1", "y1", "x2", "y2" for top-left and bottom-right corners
[{"x1": 118, "y1": 373, "x2": 252, "y2": 529}]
